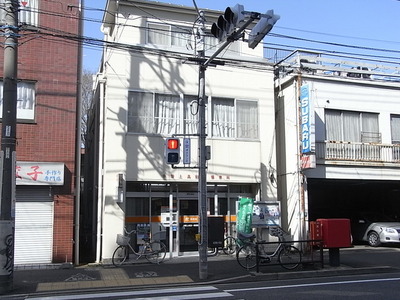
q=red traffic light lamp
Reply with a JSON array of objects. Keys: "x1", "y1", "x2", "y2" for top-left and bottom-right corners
[{"x1": 165, "y1": 138, "x2": 180, "y2": 164}]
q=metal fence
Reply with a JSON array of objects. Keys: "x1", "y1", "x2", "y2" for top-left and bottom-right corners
[
  {"x1": 254, "y1": 239, "x2": 324, "y2": 273},
  {"x1": 316, "y1": 141, "x2": 400, "y2": 163}
]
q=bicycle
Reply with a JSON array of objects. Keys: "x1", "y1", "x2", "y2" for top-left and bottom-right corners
[
  {"x1": 208, "y1": 232, "x2": 245, "y2": 256},
  {"x1": 236, "y1": 226, "x2": 301, "y2": 270},
  {"x1": 222, "y1": 232, "x2": 248, "y2": 255},
  {"x1": 112, "y1": 227, "x2": 167, "y2": 267}
]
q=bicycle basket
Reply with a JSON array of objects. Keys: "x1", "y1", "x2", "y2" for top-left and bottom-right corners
[
  {"x1": 269, "y1": 226, "x2": 284, "y2": 237},
  {"x1": 116, "y1": 234, "x2": 130, "y2": 246}
]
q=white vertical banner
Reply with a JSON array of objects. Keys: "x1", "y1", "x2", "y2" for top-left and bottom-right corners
[{"x1": 300, "y1": 84, "x2": 315, "y2": 153}]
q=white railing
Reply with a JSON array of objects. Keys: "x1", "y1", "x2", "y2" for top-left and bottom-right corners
[
  {"x1": 276, "y1": 50, "x2": 400, "y2": 82},
  {"x1": 316, "y1": 141, "x2": 400, "y2": 163}
]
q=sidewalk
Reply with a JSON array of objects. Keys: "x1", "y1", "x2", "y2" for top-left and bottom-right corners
[{"x1": 4, "y1": 246, "x2": 400, "y2": 298}]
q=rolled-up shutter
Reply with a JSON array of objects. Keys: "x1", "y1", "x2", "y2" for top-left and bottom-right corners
[{"x1": 14, "y1": 189, "x2": 53, "y2": 264}]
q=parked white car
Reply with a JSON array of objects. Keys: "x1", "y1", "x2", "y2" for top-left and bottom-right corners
[{"x1": 351, "y1": 212, "x2": 400, "y2": 247}]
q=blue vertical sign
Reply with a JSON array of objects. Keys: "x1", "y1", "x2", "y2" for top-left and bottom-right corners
[
  {"x1": 300, "y1": 84, "x2": 314, "y2": 153},
  {"x1": 183, "y1": 138, "x2": 191, "y2": 164}
]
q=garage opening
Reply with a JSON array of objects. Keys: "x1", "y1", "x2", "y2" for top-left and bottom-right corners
[{"x1": 307, "y1": 178, "x2": 400, "y2": 221}]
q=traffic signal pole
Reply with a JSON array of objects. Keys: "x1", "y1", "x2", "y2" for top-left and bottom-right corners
[
  {"x1": 0, "y1": 0, "x2": 18, "y2": 293},
  {"x1": 196, "y1": 9, "x2": 264, "y2": 281},
  {"x1": 197, "y1": 12, "x2": 254, "y2": 281},
  {"x1": 194, "y1": 4, "x2": 279, "y2": 280}
]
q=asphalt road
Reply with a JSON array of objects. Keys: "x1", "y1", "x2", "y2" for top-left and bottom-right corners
[
  {"x1": 19, "y1": 272, "x2": 400, "y2": 300},
  {"x1": 2, "y1": 245, "x2": 400, "y2": 299}
]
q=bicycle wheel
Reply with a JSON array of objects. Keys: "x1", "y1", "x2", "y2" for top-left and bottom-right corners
[
  {"x1": 145, "y1": 241, "x2": 167, "y2": 264},
  {"x1": 112, "y1": 245, "x2": 128, "y2": 267},
  {"x1": 223, "y1": 236, "x2": 236, "y2": 255},
  {"x1": 236, "y1": 243, "x2": 257, "y2": 269},
  {"x1": 278, "y1": 245, "x2": 301, "y2": 270}
]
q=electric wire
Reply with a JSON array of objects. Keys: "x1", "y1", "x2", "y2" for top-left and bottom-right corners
[{"x1": 2, "y1": 3, "x2": 400, "y2": 70}]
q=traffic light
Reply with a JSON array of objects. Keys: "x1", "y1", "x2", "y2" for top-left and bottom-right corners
[
  {"x1": 211, "y1": 4, "x2": 245, "y2": 42},
  {"x1": 248, "y1": 10, "x2": 280, "y2": 49},
  {"x1": 165, "y1": 138, "x2": 180, "y2": 165}
]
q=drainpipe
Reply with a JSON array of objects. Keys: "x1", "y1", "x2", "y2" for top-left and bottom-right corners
[{"x1": 96, "y1": 78, "x2": 106, "y2": 263}]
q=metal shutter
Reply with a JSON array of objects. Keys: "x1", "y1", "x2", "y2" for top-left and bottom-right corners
[{"x1": 14, "y1": 189, "x2": 54, "y2": 264}]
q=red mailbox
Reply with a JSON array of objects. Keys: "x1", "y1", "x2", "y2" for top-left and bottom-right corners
[{"x1": 317, "y1": 218, "x2": 352, "y2": 248}]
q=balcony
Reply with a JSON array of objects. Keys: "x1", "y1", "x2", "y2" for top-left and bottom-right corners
[{"x1": 316, "y1": 141, "x2": 400, "y2": 165}]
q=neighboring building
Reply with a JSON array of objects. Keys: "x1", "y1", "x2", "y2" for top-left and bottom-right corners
[
  {"x1": 83, "y1": 0, "x2": 278, "y2": 262},
  {"x1": 0, "y1": 0, "x2": 81, "y2": 264},
  {"x1": 275, "y1": 50, "x2": 400, "y2": 238}
]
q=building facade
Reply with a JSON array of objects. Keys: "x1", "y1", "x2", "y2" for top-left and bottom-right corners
[
  {"x1": 0, "y1": 0, "x2": 81, "y2": 264},
  {"x1": 83, "y1": 0, "x2": 278, "y2": 262},
  {"x1": 275, "y1": 50, "x2": 400, "y2": 239}
]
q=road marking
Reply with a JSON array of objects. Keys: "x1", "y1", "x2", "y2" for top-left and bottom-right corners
[
  {"x1": 131, "y1": 292, "x2": 233, "y2": 299},
  {"x1": 28, "y1": 285, "x2": 233, "y2": 300},
  {"x1": 65, "y1": 273, "x2": 96, "y2": 282},
  {"x1": 225, "y1": 277, "x2": 400, "y2": 293},
  {"x1": 134, "y1": 271, "x2": 158, "y2": 278}
]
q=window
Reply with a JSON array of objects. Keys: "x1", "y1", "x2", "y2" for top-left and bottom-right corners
[
  {"x1": 212, "y1": 98, "x2": 234, "y2": 138},
  {"x1": 128, "y1": 91, "x2": 258, "y2": 139},
  {"x1": 147, "y1": 23, "x2": 191, "y2": 47},
  {"x1": 0, "y1": 81, "x2": 35, "y2": 121},
  {"x1": 325, "y1": 109, "x2": 380, "y2": 160},
  {"x1": 0, "y1": 0, "x2": 39, "y2": 27},
  {"x1": 325, "y1": 110, "x2": 379, "y2": 143},
  {"x1": 391, "y1": 115, "x2": 400, "y2": 144},
  {"x1": 128, "y1": 91, "x2": 181, "y2": 135},
  {"x1": 154, "y1": 94, "x2": 181, "y2": 134},
  {"x1": 237, "y1": 100, "x2": 258, "y2": 139},
  {"x1": 390, "y1": 115, "x2": 400, "y2": 161},
  {"x1": 212, "y1": 98, "x2": 258, "y2": 139},
  {"x1": 146, "y1": 22, "x2": 223, "y2": 51},
  {"x1": 128, "y1": 91, "x2": 154, "y2": 133},
  {"x1": 147, "y1": 23, "x2": 170, "y2": 45}
]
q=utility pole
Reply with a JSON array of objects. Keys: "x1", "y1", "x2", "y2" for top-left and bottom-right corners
[
  {"x1": 197, "y1": 10, "x2": 208, "y2": 280},
  {"x1": 0, "y1": 0, "x2": 18, "y2": 293}
]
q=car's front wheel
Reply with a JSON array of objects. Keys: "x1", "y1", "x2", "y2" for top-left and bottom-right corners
[{"x1": 367, "y1": 231, "x2": 381, "y2": 247}]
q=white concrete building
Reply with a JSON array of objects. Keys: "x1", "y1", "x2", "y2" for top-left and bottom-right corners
[
  {"x1": 275, "y1": 50, "x2": 400, "y2": 241},
  {"x1": 82, "y1": 0, "x2": 278, "y2": 262}
]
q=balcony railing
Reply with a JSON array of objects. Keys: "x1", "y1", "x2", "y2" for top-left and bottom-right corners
[{"x1": 316, "y1": 141, "x2": 400, "y2": 164}]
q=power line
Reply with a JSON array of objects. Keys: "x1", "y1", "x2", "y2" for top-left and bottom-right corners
[
  {"x1": 7, "y1": 4, "x2": 400, "y2": 70},
  {"x1": 275, "y1": 25, "x2": 400, "y2": 46},
  {"x1": 269, "y1": 33, "x2": 400, "y2": 55},
  {"x1": 33, "y1": 4, "x2": 400, "y2": 58}
]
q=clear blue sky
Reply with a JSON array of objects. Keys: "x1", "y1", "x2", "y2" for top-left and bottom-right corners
[{"x1": 83, "y1": 0, "x2": 400, "y2": 72}]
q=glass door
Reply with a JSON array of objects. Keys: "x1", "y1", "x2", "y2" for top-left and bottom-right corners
[{"x1": 178, "y1": 199, "x2": 198, "y2": 252}]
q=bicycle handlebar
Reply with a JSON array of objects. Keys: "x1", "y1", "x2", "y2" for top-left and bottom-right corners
[{"x1": 123, "y1": 227, "x2": 136, "y2": 235}]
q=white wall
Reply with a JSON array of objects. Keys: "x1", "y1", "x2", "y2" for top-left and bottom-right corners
[
  {"x1": 275, "y1": 73, "x2": 400, "y2": 241},
  {"x1": 98, "y1": 4, "x2": 277, "y2": 259},
  {"x1": 305, "y1": 78, "x2": 400, "y2": 180}
]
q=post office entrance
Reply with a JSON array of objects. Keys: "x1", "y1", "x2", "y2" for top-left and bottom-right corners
[{"x1": 125, "y1": 182, "x2": 256, "y2": 256}]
